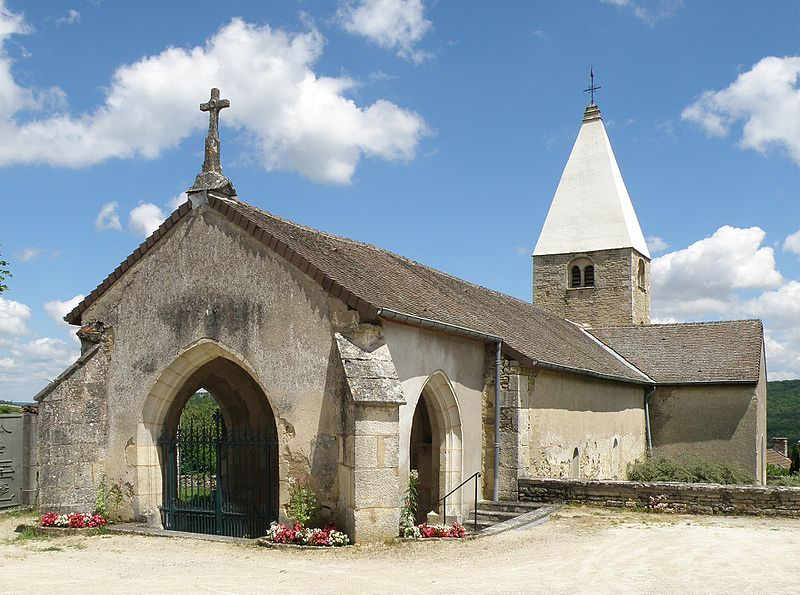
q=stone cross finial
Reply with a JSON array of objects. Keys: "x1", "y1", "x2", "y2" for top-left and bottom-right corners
[
  {"x1": 200, "y1": 88, "x2": 230, "y2": 174},
  {"x1": 188, "y1": 87, "x2": 236, "y2": 197}
]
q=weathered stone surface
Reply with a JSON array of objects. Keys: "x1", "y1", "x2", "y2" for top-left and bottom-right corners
[
  {"x1": 519, "y1": 478, "x2": 800, "y2": 517},
  {"x1": 533, "y1": 248, "x2": 650, "y2": 326},
  {"x1": 335, "y1": 333, "x2": 405, "y2": 404}
]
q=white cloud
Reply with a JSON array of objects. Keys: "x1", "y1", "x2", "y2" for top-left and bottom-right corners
[
  {"x1": 514, "y1": 246, "x2": 530, "y2": 256},
  {"x1": 18, "y1": 247, "x2": 43, "y2": 262},
  {"x1": 56, "y1": 9, "x2": 80, "y2": 26},
  {"x1": 10, "y1": 337, "x2": 74, "y2": 363},
  {"x1": 645, "y1": 235, "x2": 669, "y2": 254},
  {"x1": 168, "y1": 192, "x2": 188, "y2": 211},
  {"x1": 338, "y1": 0, "x2": 432, "y2": 63},
  {"x1": 0, "y1": 11, "x2": 428, "y2": 184},
  {"x1": 44, "y1": 294, "x2": 84, "y2": 326},
  {"x1": 600, "y1": 0, "x2": 683, "y2": 25},
  {"x1": 129, "y1": 202, "x2": 166, "y2": 237},
  {"x1": 95, "y1": 201, "x2": 122, "y2": 231},
  {"x1": 784, "y1": 229, "x2": 800, "y2": 256},
  {"x1": 651, "y1": 226, "x2": 800, "y2": 379},
  {"x1": 0, "y1": 297, "x2": 31, "y2": 336},
  {"x1": 1, "y1": 336, "x2": 79, "y2": 400},
  {"x1": 652, "y1": 226, "x2": 782, "y2": 316},
  {"x1": 682, "y1": 56, "x2": 800, "y2": 164}
]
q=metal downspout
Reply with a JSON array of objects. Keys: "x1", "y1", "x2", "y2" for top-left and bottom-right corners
[
  {"x1": 493, "y1": 339, "x2": 502, "y2": 502},
  {"x1": 644, "y1": 385, "x2": 656, "y2": 454}
]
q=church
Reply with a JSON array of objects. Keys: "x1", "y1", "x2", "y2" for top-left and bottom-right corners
[{"x1": 34, "y1": 88, "x2": 767, "y2": 542}]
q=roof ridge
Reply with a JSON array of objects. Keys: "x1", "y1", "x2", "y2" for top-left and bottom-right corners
[{"x1": 590, "y1": 319, "x2": 762, "y2": 330}]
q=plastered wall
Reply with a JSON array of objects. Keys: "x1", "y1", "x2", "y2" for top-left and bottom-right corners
[{"x1": 527, "y1": 369, "x2": 646, "y2": 479}]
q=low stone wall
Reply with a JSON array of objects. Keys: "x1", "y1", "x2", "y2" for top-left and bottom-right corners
[{"x1": 518, "y1": 477, "x2": 800, "y2": 517}]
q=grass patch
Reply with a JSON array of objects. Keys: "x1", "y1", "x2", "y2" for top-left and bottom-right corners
[
  {"x1": 627, "y1": 455, "x2": 753, "y2": 485},
  {"x1": 14, "y1": 526, "x2": 52, "y2": 542},
  {"x1": 39, "y1": 545, "x2": 63, "y2": 552},
  {"x1": 0, "y1": 506, "x2": 37, "y2": 519}
]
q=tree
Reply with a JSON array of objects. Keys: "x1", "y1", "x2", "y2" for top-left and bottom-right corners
[
  {"x1": 0, "y1": 249, "x2": 10, "y2": 293},
  {"x1": 790, "y1": 444, "x2": 800, "y2": 476}
]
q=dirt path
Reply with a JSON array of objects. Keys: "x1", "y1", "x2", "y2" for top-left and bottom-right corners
[{"x1": 1, "y1": 508, "x2": 798, "y2": 594}]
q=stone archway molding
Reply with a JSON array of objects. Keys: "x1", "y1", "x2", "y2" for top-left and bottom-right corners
[
  {"x1": 133, "y1": 338, "x2": 277, "y2": 525},
  {"x1": 418, "y1": 370, "x2": 463, "y2": 516}
]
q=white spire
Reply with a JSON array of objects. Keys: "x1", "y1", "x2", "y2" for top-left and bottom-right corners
[{"x1": 533, "y1": 104, "x2": 650, "y2": 258}]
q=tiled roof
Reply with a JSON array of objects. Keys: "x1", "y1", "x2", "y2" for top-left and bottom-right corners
[
  {"x1": 66, "y1": 196, "x2": 650, "y2": 384},
  {"x1": 766, "y1": 449, "x2": 791, "y2": 469},
  {"x1": 587, "y1": 320, "x2": 764, "y2": 384}
]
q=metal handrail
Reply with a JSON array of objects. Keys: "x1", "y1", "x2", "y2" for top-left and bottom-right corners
[{"x1": 439, "y1": 471, "x2": 481, "y2": 532}]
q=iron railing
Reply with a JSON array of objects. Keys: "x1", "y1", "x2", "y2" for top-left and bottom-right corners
[{"x1": 440, "y1": 471, "x2": 481, "y2": 532}]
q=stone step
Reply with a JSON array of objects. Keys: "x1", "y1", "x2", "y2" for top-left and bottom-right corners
[
  {"x1": 472, "y1": 509, "x2": 525, "y2": 522},
  {"x1": 475, "y1": 500, "x2": 547, "y2": 514}
]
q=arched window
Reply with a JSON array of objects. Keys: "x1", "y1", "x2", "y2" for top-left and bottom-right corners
[
  {"x1": 567, "y1": 258, "x2": 596, "y2": 289},
  {"x1": 637, "y1": 259, "x2": 646, "y2": 290},
  {"x1": 570, "y1": 265, "x2": 582, "y2": 288},
  {"x1": 571, "y1": 447, "x2": 580, "y2": 478},
  {"x1": 584, "y1": 265, "x2": 595, "y2": 287}
]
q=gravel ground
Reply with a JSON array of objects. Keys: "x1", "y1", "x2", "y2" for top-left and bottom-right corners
[{"x1": 1, "y1": 507, "x2": 798, "y2": 594}]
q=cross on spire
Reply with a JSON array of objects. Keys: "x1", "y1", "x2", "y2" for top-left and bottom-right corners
[{"x1": 583, "y1": 68, "x2": 601, "y2": 105}]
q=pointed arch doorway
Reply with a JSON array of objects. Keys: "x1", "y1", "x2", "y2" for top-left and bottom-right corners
[
  {"x1": 409, "y1": 372, "x2": 463, "y2": 522},
  {"x1": 140, "y1": 342, "x2": 279, "y2": 538}
]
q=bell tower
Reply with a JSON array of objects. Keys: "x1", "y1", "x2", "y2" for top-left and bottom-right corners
[{"x1": 532, "y1": 82, "x2": 650, "y2": 327}]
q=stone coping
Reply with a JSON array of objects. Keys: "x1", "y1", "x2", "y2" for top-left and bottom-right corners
[{"x1": 519, "y1": 477, "x2": 800, "y2": 517}]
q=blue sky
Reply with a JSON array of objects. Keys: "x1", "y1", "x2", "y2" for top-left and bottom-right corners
[{"x1": 0, "y1": 0, "x2": 798, "y2": 401}]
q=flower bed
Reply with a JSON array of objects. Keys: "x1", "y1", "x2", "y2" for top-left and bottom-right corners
[
  {"x1": 40, "y1": 512, "x2": 108, "y2": 529},
  {"x1": 418, "y1": 521, "x2": 466, "y2": 539},
  {"x1": 261, "y1": 522, "x2": 350, "y2": 547}
]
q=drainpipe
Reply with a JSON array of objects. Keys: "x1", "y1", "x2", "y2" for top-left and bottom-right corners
[
  {"x1": 644, "y1": 385, "x2": 656, "y2": 455},
  {"x1": 493, "y1": 339, "x2": 502, "y2": 501}
]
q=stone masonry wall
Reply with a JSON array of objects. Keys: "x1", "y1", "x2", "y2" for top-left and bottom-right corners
[
  {"x1": 37, "y1": 344, "x2": 110, "y2": 512},
  {"x1": 532, "y1": 248, "x2": 650, "y2": 326},
  {"x1": 519, "y1": 477, "x2": 800, "y2": 517},
  {"x1": 482, "y1": 348, "x2": 534, "y2": 501}
]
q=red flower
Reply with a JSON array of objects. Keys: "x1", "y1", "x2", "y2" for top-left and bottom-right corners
[{"x1": 40, "y1": 512, "x2": 59, "y2": 527}]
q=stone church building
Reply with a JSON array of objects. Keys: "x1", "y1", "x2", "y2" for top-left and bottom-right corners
[{"x1": 35, "y1": 90, "x2": 767, "y2": 542}]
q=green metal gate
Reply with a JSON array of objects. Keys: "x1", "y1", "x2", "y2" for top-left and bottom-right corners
[{"x1": 159, "y1": 413, "x2": 277, "y2": 538}]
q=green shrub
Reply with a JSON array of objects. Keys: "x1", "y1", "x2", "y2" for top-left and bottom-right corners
[
  {"x1": 399, "y1": 469, "x2": 420, "y2": 538},
  {"x1": 767, "y1": 464, "x2": 790, "y2": 477},
  {"x1": 767, "y1": 474, "x2": 800, "y2": 487},
  {"x1": 287, "y1": 478, "x2": 319, "y2": 526},
  {"x1": 627, "y1": 455, "x2": 753, "y2": 485}
]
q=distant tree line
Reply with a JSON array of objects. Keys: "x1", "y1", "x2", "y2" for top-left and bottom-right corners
[{"x1": 767, "y1": 379, "x2": 800, "y2": 447}]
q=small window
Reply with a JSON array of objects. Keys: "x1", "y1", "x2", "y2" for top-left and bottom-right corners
[
  {"x1": 637, "y1": 259, "x2": 646, "y2": 290},
  {"x1": 570, "y1": 265, "x2": 582, "y2": 288},
  {"x1": 571, "y1": 447, "x2": 580, "y2": 478},
  {"x1": 584, "y1": 265, "x2": 595, "y2": 287}
]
